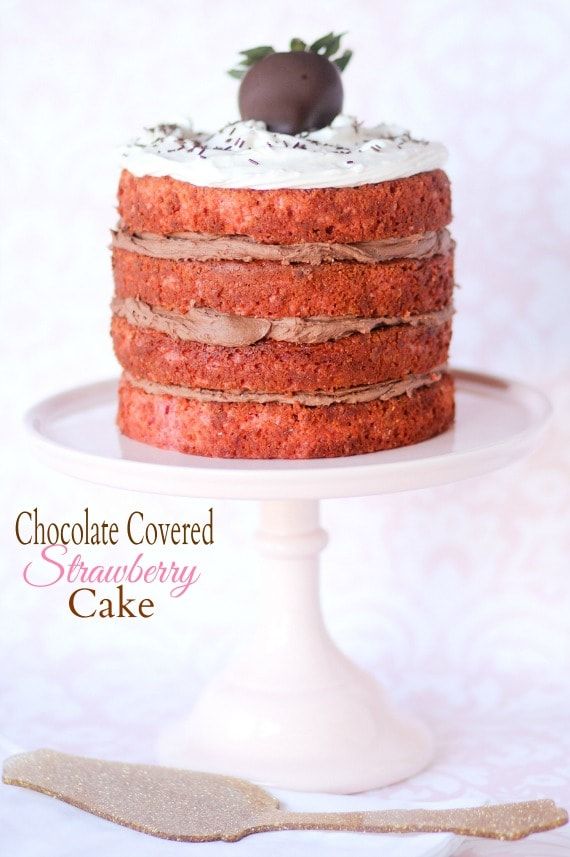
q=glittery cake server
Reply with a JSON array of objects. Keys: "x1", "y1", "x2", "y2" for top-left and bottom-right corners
[{"x1": 3, "y1": 749, "x2": 568, "y2": 843}]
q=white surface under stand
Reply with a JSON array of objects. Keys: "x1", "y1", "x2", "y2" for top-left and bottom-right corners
[{"x1": 25, "y1": 370, "x2": 551, "y2": 793}]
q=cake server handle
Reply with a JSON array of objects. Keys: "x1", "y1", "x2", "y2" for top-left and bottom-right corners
[{"x1": 258, "y1": 800, "x2": 568, "y2": 840}]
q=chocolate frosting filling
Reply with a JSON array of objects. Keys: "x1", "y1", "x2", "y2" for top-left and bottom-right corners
[
  {"x1": 112, "y1": 227, "x2": 453, "y2": 265},
  {"x1": 123, "y1": 368, "x2": 446, "y2": 407},
  {"x1": 112, "y1": 297, "x2": 454, "y2": 347}
]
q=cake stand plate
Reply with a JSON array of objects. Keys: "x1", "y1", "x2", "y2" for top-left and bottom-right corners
[{"x1": 25, "y1": 369, "x2": 551, "y2": 793}]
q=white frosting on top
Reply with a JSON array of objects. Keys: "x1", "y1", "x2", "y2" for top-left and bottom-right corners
[{"x1": 120, "y1": 115, "x2": 448, "y2": 190}]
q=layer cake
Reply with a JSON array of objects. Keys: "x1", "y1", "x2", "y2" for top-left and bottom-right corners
[{"x1": 112, "y1": 116, "x2": 455, "y2": 459}]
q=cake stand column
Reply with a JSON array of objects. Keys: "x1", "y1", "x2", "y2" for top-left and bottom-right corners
[{"x1": 158, "y1": 498, "x2": 433, "y2": 793}]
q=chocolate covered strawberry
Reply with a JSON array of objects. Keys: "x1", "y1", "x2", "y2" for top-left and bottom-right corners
[{"x1": 228, "y1": 33, "x2": 352, "y2": 134}]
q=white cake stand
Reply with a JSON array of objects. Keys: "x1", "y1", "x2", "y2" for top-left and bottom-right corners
[{"x1": 25, "y1": 369, "x2": 550, "y2": 794}]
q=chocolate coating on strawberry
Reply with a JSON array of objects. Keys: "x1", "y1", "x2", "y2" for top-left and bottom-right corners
[
  {"x1": 239, "y1": 51, "x2": 343, "y2": 135},
  {"x1": 228, "y1": 33, "x2": 352, "y2": 135}
]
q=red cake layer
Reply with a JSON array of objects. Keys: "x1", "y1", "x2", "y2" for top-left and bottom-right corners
[
  {"x1": 112, "y1": 247, "x2": 454, "y2": 319},
  {"x1": 112, "y1": 315, "x2": 452, "y2": 394},
  {"x1": 118, "y1": 373, "x2": 455, "y2": 459},
  {"x1": 118, "y1": 169, "x2": 452, "y2": 243}
]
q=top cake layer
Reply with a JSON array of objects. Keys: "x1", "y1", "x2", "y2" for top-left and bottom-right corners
[
  {"x1": 118, "y1": 114, "x2": 451, "y2": 243},
  {"x1": 118, "y1": 169, "x2": 451, "y2": 243},
  {"x1": 120, "y1": 114, "x2": 448, "y2": 190}
]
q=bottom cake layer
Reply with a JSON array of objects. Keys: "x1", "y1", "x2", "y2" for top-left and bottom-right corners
[{"x1": 117, "y1": 373, "x2": 454, "y2": 460}]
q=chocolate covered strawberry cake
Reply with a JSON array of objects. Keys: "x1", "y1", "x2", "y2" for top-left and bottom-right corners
[{"x1": 112, "y1": 34, "x2": 455, "y2": 459}]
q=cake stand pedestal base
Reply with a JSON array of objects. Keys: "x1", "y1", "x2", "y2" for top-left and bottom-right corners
[{"x1": 158, "y1": 499, "x2": 433, "y2": 792}]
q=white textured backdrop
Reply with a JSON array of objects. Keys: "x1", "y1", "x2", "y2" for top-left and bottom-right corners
[{"x1": 1, "y1": 1, "x2": 569, "y2": 855}]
